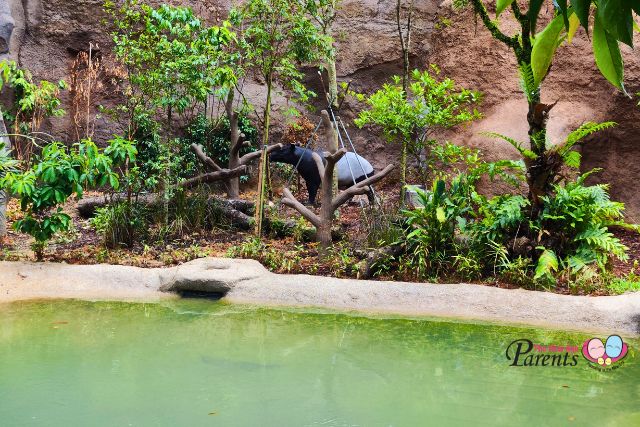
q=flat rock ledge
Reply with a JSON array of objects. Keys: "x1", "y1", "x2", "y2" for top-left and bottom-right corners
[{"x1": 1, "y1": 258, "x2": 639, "y2": 337}]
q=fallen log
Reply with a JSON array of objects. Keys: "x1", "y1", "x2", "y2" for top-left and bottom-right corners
[{"x1": 357, "y1": 243, "x2": 406, "y2": 279}]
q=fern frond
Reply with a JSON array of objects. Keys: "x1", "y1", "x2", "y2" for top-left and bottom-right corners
[
  {"x1": 575, "y1": 227, "x2": 628, "y2": 261},
  {"x1": 557, "y1": 121, "x2": 616, "y2": 156},
  {"x1": 482, "y1": 132, "x2": 538, "y2": 160},
  {"x1": 534, "y1": 248, "x2": 558, "y2": 282},
  {"x1": 518, "y1": 63, "x2": 538, "y2": 103},
  {"x1": 563, "y1": 150, "x2": 581, "y2": 168}
]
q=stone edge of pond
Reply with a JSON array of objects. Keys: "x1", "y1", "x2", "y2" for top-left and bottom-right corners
[{"x1": 1, "y1": 257, "x2": 639, "y2": 337}]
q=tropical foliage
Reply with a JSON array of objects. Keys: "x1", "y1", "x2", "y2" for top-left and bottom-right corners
[
  {"x1": 0, "y1": 139, "x2": 132, "y2": 258},
  {"x1": 354, "y1": 67, "x2": 482, "y2": 190}
]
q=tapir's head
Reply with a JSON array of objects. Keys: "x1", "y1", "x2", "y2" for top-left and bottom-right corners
[{"x1": 269, "y1": 143, "x2": 298, "y2": 164}]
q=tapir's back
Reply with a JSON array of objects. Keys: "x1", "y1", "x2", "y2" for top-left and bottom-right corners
[{"x1": 336, "y1": 152, "x2": 374, "y2": 187}]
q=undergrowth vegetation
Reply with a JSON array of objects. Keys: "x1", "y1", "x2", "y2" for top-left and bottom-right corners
[{"x1": 0, "y1": 0, "x2": 638, "y2": 297}]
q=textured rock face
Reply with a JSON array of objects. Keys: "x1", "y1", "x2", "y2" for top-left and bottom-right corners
[
  {"x1": 430, "y1": 5, "x2": 640, "y2": 219},
  {"x1": 0, "y1": 0, "x2": 14, "y2": 55},
  {"x1": 3, "y1": 0, "x2": 640, "y2": 217}
]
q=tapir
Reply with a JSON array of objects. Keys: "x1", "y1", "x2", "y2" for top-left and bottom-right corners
[{"x1": 269, "y1": 143, "x2": 375, "y2": 205}]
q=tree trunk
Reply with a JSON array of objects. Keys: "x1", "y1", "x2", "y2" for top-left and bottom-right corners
[
  {"x1": 326, "y1": 60, "x2": 340, "y2": 203},
  {"x1": 0, "y1": 111, "x2": 11, "y2": 239},
  {"x1": 396, "y1": 0, "x2": 412, "y2": 204},
  {"x1": 319, "y1": 145, "x2": 336, "y2": 257},
  {"x1": 255, "y1": 78, "x2": 273, "y2": 236},
  {"x1": 226, "y1": 91, "x2": 242, "y2": 199}
]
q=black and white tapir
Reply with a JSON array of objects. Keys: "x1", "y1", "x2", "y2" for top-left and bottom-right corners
[{"x1": 269, "y1": 143, "x2": 375, "y2": 205}]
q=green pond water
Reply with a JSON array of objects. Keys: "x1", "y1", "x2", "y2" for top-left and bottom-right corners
[{"x1": 0, "y1": 300, "x2": 638, "y2": 427}]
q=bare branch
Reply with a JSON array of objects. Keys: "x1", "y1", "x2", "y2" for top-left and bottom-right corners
[
  {"x1": 180, "y1": 166, "x2": 247, "y2": 189},
  {"x1": 311, "y1": 151, "x2": 326, "y2": 177},
  {"x1": 325, "y1": 148, "x2": 347, "y2": 166},
  {"x1": 281, "y1": 187, "x2": 322, "y2": 229},
  {"x1": 332, "y1": 164, "x2": 395, "y2": 210},
  {"x1": 239, "y1": 143, "x2": 283, "y2": 165},
  {"x1": 191, "y1": 143, "x2": 223, "y2": 172}
]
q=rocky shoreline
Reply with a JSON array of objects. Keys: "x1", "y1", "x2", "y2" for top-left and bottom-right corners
[{"x1": 1, "y1": 257, "x2": 639, "y2": 336}]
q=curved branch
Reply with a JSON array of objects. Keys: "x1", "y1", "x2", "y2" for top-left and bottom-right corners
[
  {"x1": 180, "y1": 166, "x2": 247, "y2": 189},
  {"x1": 325, "y1": 148, "x2": 347, "y2": 166},
  {"x1": 191, "y1": 143, "x2": 222, "y2": 172},
  {"x1": 332, "y1": 164, "x2": 395, "y2": 211},
  {"x1": 281, "y1": 187, "x2": 322, "y2": 229},
  {"x1": 470, "y1": 0, "x2": 520, "y2": 50},
  {"x1": 311, "y1": 152, "x2": 326, "y2": 177},
  {"x1": 239, "y1": 143, "x2": 283, "y2": 166}
]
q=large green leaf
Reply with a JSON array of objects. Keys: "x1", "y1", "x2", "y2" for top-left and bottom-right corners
[
  {"x1": 567, "y1": 12, "x2": 581, "y2": 43},
  {"x1": 555, "y1": 0, "x2": 570, "y2": 28},
  {"x1": 529, "y1": 0, "x2": 545, "y2": 34},
  {"x1": 496, "y1": 0, "x2": 516, "y2": 17},
  {"x1": 534, "y1": 249, "x2": 559, "y2": 281},
  {"x1": 598, "y1": 0, "x2": 634, "y2": 46},
  {"x1": 531, "y1": 13, "x2": 566, "y2": 87},
  {"x1": 593, "y1": 13, "x2": 626, "y2": 93},
  {"x1": 570, "y1": 0, "x2": 591, "y2": 30}
]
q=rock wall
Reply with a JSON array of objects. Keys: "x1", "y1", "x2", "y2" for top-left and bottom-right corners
[
  {"x1": 2, "y1": 0, "x2": 639, "y2": 218},
  {"x1": 430, "y1": 4, "x2": 640, "y2": 220}
]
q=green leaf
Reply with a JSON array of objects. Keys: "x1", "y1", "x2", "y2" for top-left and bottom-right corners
[
  {"x1": 598, "y1": 0, "x2": 634, "y2": 47},
  {"x1": 496, "y1": 0, "x2": 516, "y2": 17},
  {"x1": 534, "y1": 249, "x2": 559, "y2": 280},
  {"x1": 567, "y1": 12, "x2": 581, "y2": 44},
  {"x1": 436, "y1": 207, "x2": 446, "y2": 223},
  {"x1": 570, "y1": 0, "x2": 591, "y2": 30},
  {"x1": 563, "y1": 150, "x2": 581, "y2": 168},
  {"x1": 556, "y1": 0, "x2": 570, "y2": 29},
  {"x1": 529, "y1": 0, "x2": 545, "y2": 34},
  {"x1": 593, "y1": 13, "x2": 626, "y2": 93},
  {"x1": 531, "y1": 13, "x2": 567, "y2": 87}
]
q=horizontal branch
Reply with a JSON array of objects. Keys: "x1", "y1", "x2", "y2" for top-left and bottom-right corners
[
  {"x1": 239, "y1": 143, "x2": 284, "y2": 166},
  {"x1": 332, "y1": 164, "x2": 395, "y2": 211},
  {"x1": 180, "y1": 166, "x2": 247, "y2": 189},
  {"x1": 281, "y1": 187, "x2": 322, "y2": 229}
]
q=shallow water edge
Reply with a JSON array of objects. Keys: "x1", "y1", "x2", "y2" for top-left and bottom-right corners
[{"x1": 1, "y1": 257, "x2": 639, "y2": 337}]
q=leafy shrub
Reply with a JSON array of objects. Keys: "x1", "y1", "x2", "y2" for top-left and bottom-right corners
[
  {"x1": 1, "y1": 139, "x2": 127, "y2": 259},
  {"x1": 474, "y1": 172, "x2": 633, "y2": 287},
  {"x1": 399, "y1": 174, "x2": 481, "y2": 280},
  {"x1": 92, "y1": 202, "x2": 149, "y2": 249},
  {"x1": 354, "y1": 66, "x2": 482, "y2": 188}
]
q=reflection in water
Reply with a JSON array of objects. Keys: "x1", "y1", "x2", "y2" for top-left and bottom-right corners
[{"x1": 0, "y1": 300, "x2": 638, "y2": 426}]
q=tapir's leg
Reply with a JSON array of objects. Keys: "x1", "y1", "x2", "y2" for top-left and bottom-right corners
[
  {"x1": 366, "y1": 186, "x2": 375, "y2": 205},
  {"x1": 307, "y1": 182, "x2": 319, "y2": 205}
]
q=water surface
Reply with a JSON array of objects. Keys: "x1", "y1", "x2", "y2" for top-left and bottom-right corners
[{"x1": 0, "y1": 300, "x2": 638, "y2": 426}]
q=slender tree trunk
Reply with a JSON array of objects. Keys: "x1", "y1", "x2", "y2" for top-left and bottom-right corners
[
  {"x1": 317, "y1": 174, "x2": 333, "y2": 257},
  {"x1": 226, "y1": 91, "x2": 242, "y2": 199},
  {"x1": 470, "y1": 0, "x2": 558, "y2": 216},
  {"x1": 255, "y1": 78, "x2": 273, "y2": 236},
  {"x1": 162, "y1": 105, "x2": 172, "y2": 229},
  {"x1": 400, "y1": 139, "x2": 408, "y2": 192},
  {"x1": 396, "y1": 0, "x2": 412, "y2": 204},
  {"x1": 396, "y1": 0, "x2": 413, "y2": 95},
  {"x1": 326, "y1": 60, "x2": 340, "y2": 202},
  {"x1": 0, "y1": 111, "x2": 12, "y2": 239}
]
